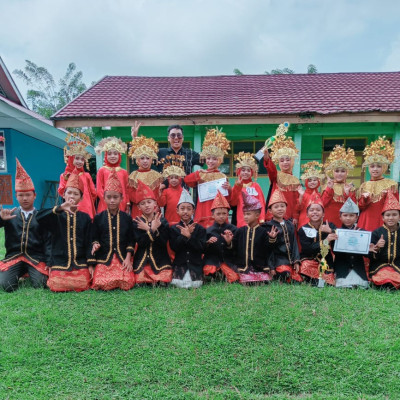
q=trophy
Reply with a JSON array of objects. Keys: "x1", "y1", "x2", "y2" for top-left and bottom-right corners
[{"x1": 254, "y1": 122, "x2": 290, "y2": 162}]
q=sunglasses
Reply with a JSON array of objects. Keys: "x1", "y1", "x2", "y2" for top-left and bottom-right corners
[{"x1": 169, "y1": 133, "x2": 183, "y2": 139}]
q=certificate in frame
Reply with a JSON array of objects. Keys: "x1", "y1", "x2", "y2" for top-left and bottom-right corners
[
  {"x1": 333, "y1": 229, "x2": 371, "y2": 255},
  {"x1": 198, "y1": 178, "x2": 228, "y2": 203}
]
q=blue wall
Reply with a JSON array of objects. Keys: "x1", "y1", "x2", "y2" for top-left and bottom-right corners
[{"x1": 0, "y1": 128, "x2": 65, "y2": 208}]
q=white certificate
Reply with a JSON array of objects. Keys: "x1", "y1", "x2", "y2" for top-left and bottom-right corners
[
  {"x1": 198, "y1": 178, "x2": 228, "y2": 203},
  {"x1": 333, "y1": 229, "x2": 372, "y2": 255}
]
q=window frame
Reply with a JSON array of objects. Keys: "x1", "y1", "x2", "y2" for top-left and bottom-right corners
[{"x1": 0, "y1": 131, "x2": 7, "y2": 173}]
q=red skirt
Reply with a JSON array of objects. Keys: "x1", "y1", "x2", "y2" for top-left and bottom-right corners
[
  {"x1": 239, "y1": 271, "x2": 271, "y2": 284},
  {"x1": 0, "y1": 255, "x2": 48, "y2": 275},
  {"x1": 135, "y1": 265, "x2": 172, "y2": 284},
  {"x1": 47, "y1": 269, "x2": 91, "y2": 292},
  {"x1": 92, "y1": 254, "x2": 135, "y2": 291},
  {"x1": 276, "y1": 264, "x2": 303, "y2": 283},
  {"x1": 203, "y1": 263, "x2": 239, "y2": 283},
  {"x1": 370, "y1": 266, "x2": 400, "y2": 289},
  {"x1": 299, "y1": 259, "x2": 335, "y2": 286}
]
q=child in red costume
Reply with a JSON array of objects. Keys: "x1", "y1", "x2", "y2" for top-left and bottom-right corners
[
  {"x1": 297, "y1": 162, "x2": 324, "y2": 229},
  {"x1": 184, "y1": 128, "x2": 231, "y2": 228},
  {"x1": 358, "y1": 137, "x2": 398, "y2": 232},
  {"x1": 95, "y1": 137, "x2": 129, "y2": 213},
  {"x1": 158, "y1": 155, "x2": 186, "y2": 225},
  {"x1": 263, "y1": 122, "x2": 300, "y2": 224},
  {"x1": 321, "y1": 145, "x2": 357, "y2": 228},
  {"x1": 127, "y1": 135, "x2": 163, "y2": 219},
  {"x1": 58, "y1": 133, "x2": 96, "y2": 219},
  {"x1": 230, "y1": 151, "x2": 266, "y2": 227}
]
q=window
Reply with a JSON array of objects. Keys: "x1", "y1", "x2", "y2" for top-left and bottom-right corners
[
  {"x1": 0, "y1": 131, "x2": 6, "y2": 172},
  {"x1": 223, "y1": 141, "x2": 267, "y2": 177},
  {"x1": 322, "y1": 137, "x2": 367, "y2": 188}
]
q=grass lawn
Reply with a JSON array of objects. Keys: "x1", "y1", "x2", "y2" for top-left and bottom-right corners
[{"x1": 1, "y1": 278, "x2": 400, "y2": 399}]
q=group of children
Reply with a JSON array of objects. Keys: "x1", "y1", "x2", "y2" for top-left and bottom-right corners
[{"x1": 1, "y1": 122, "x2": 400, "y2": 292}]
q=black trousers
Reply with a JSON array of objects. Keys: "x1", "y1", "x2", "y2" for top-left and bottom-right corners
[{"x1": 0, "y1": 261, "x2": 48, "y2": 292}]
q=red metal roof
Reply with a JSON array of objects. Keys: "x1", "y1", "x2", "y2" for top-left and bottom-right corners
[{"x1": 52, "y1": 72, "x2": 400, "y2": 119}]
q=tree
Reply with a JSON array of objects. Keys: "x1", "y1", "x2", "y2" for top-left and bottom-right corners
[
  {"x1": 233, "y1": 65, "x2": 318, "y2": 75},
  {"x1": 13, "y1": 60, "x2": 88, "y2": 119},
  {"x1": 233, "y1": 68, "x2": 244, "y2": 75},
  {"x1": 307, "y1": 64, "x2": 318, "y2": 74},
  {"x1": 265, "y1": 67, "x2": 295, "y2": 75}
]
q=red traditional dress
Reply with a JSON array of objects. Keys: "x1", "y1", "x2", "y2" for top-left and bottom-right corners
[
  {"x1": 297, "y1": 181, "x2": 322, "y2": 229},
  {"x1": 358, "y1": 178, "x2": 398, "y2": 232},
  {"x1": 231, "y1": 179, "x2": 265, "y2": 227},
  {"x1": 184, "y1": 169, "x2": 230, "y2": 228},
  {"x1": 158, "y1": 185, "x2": 183, "y2": 225},
  {"x1": 321, "y1": 183, "x2": 357, "y2": 228}
]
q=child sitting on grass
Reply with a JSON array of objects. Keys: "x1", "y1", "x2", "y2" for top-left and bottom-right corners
[
  {"x1": 90, "y1": 171, "x2": 135, "y2": 291},
  {"x1": 264, "y1": 189, "x2": 301, "y2": 283},
  {"x1": 224, "y1": 192, "x2": 274, "y2": 284},
  {"x1": 332, "y1": 198, "x2": 369, "y2": 289},
  {"x1": 169, "y1": 190, "x2": 206, "y2": 289},
  {"x1": 0, "y1": 159, "x2": 50, "y2": 292},
  {"x1": 132, "y1": 180, "x2": 172, "y2": 285},
  {"x1": 368, "y1": 191, "x2": 400, "y2": 289},
  {"x1": 37, "y1": 170, "x2": 92, "y2": 292},
  {"x1": 203, "y1": 191, "x2": 239, "y2": 283}
]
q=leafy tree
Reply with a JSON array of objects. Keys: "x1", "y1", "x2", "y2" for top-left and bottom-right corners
[
  {"x1": 13, "y1": 60, "x2": 88, "y2": 119},
  {"x1": 233, "y1": 68, "x2": 244, "y2": 75},
  {"x1": 307, "y1": 64, "x2": 318, "y2": 74},
  {"x1": 234, "y1": 65, "x2": 318, "y2": 75}
]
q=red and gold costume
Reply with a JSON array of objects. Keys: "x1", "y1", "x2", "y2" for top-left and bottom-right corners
[
  {"x1": 321, "y1": 146, "x2": 357, "y2": 228},
  {"x1": 184, "y1": 128, "x2": 231, "y2": 228},
  {"x1": 58, "y1": 133, "x2": 96, "y2": 219},
  {"x1": 297, "y1": 162, "x2": 324, "y2": 228},
  {"x1": 358, "y1": 137, "x2": 398, "y2": 232},
  {"x1": 95, "y1": 137, "x2": 129, "y2": 213},
  {"x1": 127, "y1": 135, "x2": 162, "y2": 218},
  {"x1": 0, "y1": 159, "x2": 50, "y2": 291},
  {"x1": 90, "y1": 172, "x2": 135, "y2": 290},
  {"x1": 230, "y1": 152, "x2": 265, "y2": 227},
  {"x1": 38, "y1": 171, "x2": 92, "y2": 292},
  {"x1": 263, "y1": 123, "x2": 300, "y2": 221},
  {"x1": 158, "y1": 155, "x2": 186, "y2": 225},
  {"x1": 369, "y1": 192, "x2": 400, "y2": 289}
]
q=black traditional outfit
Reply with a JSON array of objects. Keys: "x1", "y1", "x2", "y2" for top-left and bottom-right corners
[
  {"x1": 203, "y1": 221, "x2": 239, "y2": 282},
  {"x1": 90, "y1": 210, "x2": 135, "y2": 290},
  {"x1": 170, "y1": 221, "x2": 206, "y2": 288}
]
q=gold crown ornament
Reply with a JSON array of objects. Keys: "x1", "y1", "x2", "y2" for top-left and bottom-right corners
[
  {"x1": 270, "y1": 123, "x2": 299, "y2": 164},
  {"x1": 128, "y1": 135, "x2": 159, "y2": 161},
  {"x1": 234, "y1": 152, "x2": 258, "y2": 178},
  {"x1": 362, "y1": 136, "x2": 395, "y2": 168},
  {"x1": 64, "y1": 132, "x2": 92, "y2": 168},
  {"x1": 300, "y1": 161, "x2": 325, "y2": 181},
  {"x1": 200, "y1": 127, "x2": 231, "y2": 160},
  {"x1": 324, "y1": 145, "x2": 357, "y2": 174},
  {"x1": 160, "y1": 154, "x2": 186, "y2": 179},
  {"x1": 95, "y1": 137, "x2": 127, "y2": 155}
]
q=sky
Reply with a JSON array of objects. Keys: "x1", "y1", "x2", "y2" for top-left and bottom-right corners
[{"x1": 1, "y1": 0, "x2": 400, "y2": 97}]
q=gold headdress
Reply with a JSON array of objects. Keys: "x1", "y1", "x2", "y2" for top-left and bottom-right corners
[
  {"x1": 200, "y1": 127, "x2": 230, "y2": 160},
  {"x1": 128, "y1": 135, "x2": 159, "y2": 161},
  {"x1": 324, "y1": 145, "x2": 357, "y2": 174},
  {"x1": 160, "y1": 154, "x2": 186, "y2": 179},
  {"x1": 95, "y1": 136, "x2": 127, "y2": 155},
  {"x1": 301, "y1": 161, "x2": 325, "y2": 181},
  {"x1": 234, "y1": 152, "x2": 258, "y2": 178},
  {"x1": 362, "y1": 136, "x2": 394, "y2": 168},
  {"x1": 64, "y1": 132, "x2": 92, "y2": 167},
  {"x1": 270, "y1": 122, "x2": 298, "y2": 164}
]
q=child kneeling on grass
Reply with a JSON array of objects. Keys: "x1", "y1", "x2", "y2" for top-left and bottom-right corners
[
  {"x1": 264, "y1": 189, "x2": 302, "y2": 283},
  {"x1": 169, "y1": 190, "x2": 206, "y2": 289},
  {"x1": 332, "y1": 198, "x2": 369, "y2": 289},
  {"x1": 368, "y1": 191, "x2": 400, "y2": 289},
  {"x1": 90, "y1": 171, "x2": 135, "y2": 291},
  {"x1": 224, "y1": 191, "x2": 274, "y2": 284},
  {"x1": 203, "y1": 191, "x2": 239, "y2": 283},
  {"x1": 37, "y1": 170, "x2": 92, "y2": 292},
  {"x1": 132, "y1": 180, "x2": 172, "y2": 285}
]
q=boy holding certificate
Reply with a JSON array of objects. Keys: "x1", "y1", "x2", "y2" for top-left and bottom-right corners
[
  {"x1": 185, "y1": 128, "x2": 231, "y2": 228},
  {"x1": 332, "y1": 198, "x2": 369, "y2": 289},
  {"x1": 368, "y1": 191, "x2": 400, "y2": 289},
  {"x1": 264, "y1": 189, "x2": 302, "y2": 283}
]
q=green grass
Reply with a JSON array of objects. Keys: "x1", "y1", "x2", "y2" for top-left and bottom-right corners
[
  {"x1": 1, "y1": 282, "x2": 400, "y2": 399},
  {"x1": 0, "y1": 229, "x2": 4, "y2": 259}
]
